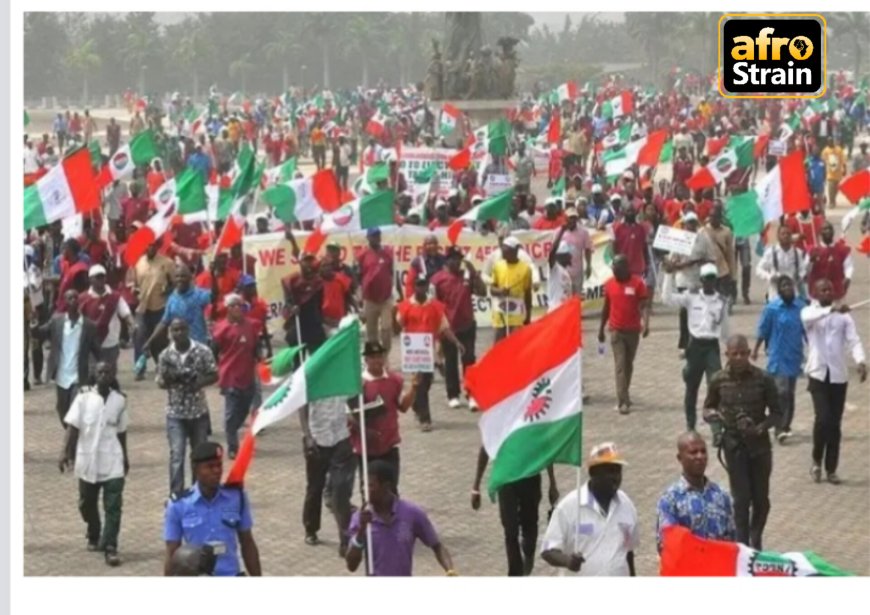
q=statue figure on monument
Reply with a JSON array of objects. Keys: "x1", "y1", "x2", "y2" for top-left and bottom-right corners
[
  {"x1": 496, "y1": 37, "x2": 520, "y2": 99},
  {"x1": 426, "y1": 39, "x2": 444, "y2": 100},
  {"x1": 463, "y1": 51, "x2": 477, "y2": 100},
  {"x1": 479, "y1": 46, "x2": 496, "y2": 99},
  {"x1": 444, "y1": 12, "x2": 483, "y2": 99}
]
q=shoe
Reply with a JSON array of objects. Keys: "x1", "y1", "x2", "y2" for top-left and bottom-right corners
[
  {"x1": 581, "y1": 394, "x2": 591, "y2": 404},
  {"x1": 105, "y1": 550, "x2": 121, "y2": 567},
  {"x1": 743, "y1": 296, "x2": 751, "y2": 305},
  {"x1": 776, "y1": 432, "x2": 788, "y2": 445},
  {"x1": 469, "y1": 400, "x2": 479, "y2": 413},
  {"x1": 421, "y1": 422, "x2": 433, "y2": 433},
  {"x1": 134, "y1": 372, "x2": 145, "y2": 382},
  {"x1": 617, "y1": 404, "x2": 630, "y2": 415},
  {"x1": 448, "y1": 398, "x2": 462, "y2": 409},
  {"x1": 33, "y1": 377, "x2": 43, "y2": 385},
  {"x1": 24, "y1": 380, "x2": 31, "y2": 391},
  {"x1": 86, "y1": 541, "x2": 100, "y2": 552},
  {"x1": 811, "y1": 465, "x2": 822, "y2": 483},
  {"x1": 785, "y1": 430, "x2": 793, "y2": 438},
  {"x1": 678, "y1": 350, "x2": 686, "y2": 360},
  {"x1": 305, "y1": 533, "x2": 320, "y2": 546},
  {"x1": 228, "y1": 450, "x2": 237, "y2": 460},
  {"x1": 338, "y1": 538, "x2": 349, "y2": 559},
  {"x1": 827, "y1": 473, "x2": 842, "y2": 485}
]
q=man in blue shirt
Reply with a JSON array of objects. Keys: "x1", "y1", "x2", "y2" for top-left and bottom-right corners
[
  {"x1": 656, "y1": 431, "x2": 735, "y2": 553},
  {"x1": 806, "y1": 144, "x2": 826, "y2": 199},
  {"x1": 752, "y1": 276, "x2": 806, "y2": 444},
  {"x1": 164, "y1": 442, "x2": 261, "y2": 576},
  {"x1": 145, "y1": 263, "x2": 214, "y2": 351},
  {"x1": 187, "y1": 144, "x2": 212, "y2": 181}
]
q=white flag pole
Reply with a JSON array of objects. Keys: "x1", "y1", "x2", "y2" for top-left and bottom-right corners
[{"x1": 357, "y1": 390, "x2": 375, "y2": 575}]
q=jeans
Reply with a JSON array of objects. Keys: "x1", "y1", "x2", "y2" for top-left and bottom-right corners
[
  {"x1": 222, "y1": 386, "x2": 256, "y2": 455},
  {"x1": 135, "y1": 308, "x2": 165, "y2": 366},
  {"x1": 167, "y1": 414, "x2": 210, "y2": 497},
  {"x1": 723, "y1": 441, "x2": 772, "y2": 550},
  {"x1": 683, "y1": 338, "x2": 722, "y2": 430},
  {"x1": 303, "y1": 438, "x2": 355, "y2": 540},
  {"x1": 56, "y1": 384, "x2": 78, "y2": 427},
  {"x1": 808, "y1": 375, "x2": 849, "y2": 474},
  {"x1": 497, "y1": 473, "x2": 541, "y2": 576},
  {"x1": 444, "y1": 324, "x2": 477, "y2": 400},
  {"x1": 773, "y1": 375, "x2": 798, "y2": 434},
  {"x1": 79, "y1": 477, "x2": 125, "y2": 551},
  {"x1": 610, "y1": 330, "x2": 640, "y2": 408},
  {"x1": 412, "y1": 372, "x2": 435, "y2": 424}
]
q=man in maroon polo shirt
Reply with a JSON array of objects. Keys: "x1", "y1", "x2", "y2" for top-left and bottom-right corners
[
  {"x1": 613, "y1": 205, "x2": 649, "y2": 279},
  {"x1": 431, "y1": 246, "x2": 486, "y2": 410},
  {"x1": 358, "y1": 228, "x2": 395, "y2": 353},
  {"x1": 349, "y1": 342, "x2": 417, "y2": 491},
  {"x1": 212, "y1": 293, "x2": 259, "y2": 459},
  {"x1": 598, "y1": 255, "x2": 650, "y2": 415}
]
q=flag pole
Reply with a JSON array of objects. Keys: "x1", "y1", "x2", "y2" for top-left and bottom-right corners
[{"x1": 357, "y1": 390, "x2": 375, "y2": 575}]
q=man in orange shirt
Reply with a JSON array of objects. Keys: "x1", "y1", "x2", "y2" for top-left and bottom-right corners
[
  {"x1": 310, "y1": 122, "x2": 327, "y2": 170},
  {"x1": 196, "y1": 252, "x2": 241, "y2": 321},
  {"x1": 395, "y1": 275, "x2": 465, "y2": 432},
  {"x1": 532, "y1": 199, "x2": 566, "y2": 230},
  {"x1": 321, "y1": 259, "x2": 355, "y2": 335}
]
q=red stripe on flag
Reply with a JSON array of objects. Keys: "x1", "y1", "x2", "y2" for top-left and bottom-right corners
[
  {"x1": 464, "y1": 298, "x2": 582, "y2": 410},
  {"x1": 753, "y1": 134, "x2": 770, "y2": 159},
  {"x1": 637, "y1": 130, "x2": 669, "y2": 168},
  {"x1": 224, "y1": 430, "x2": 255, "y2": 487},
  {"x1": 215, "y1": 216, "x2": 244, "y2": 253},
  {"x1": 124, "y1": 226, "x2": 157, "y2": 267},
  {"x1": 63, "y1": 148, "x2": 101, "y2": 214},
  {"x1": 547, "y1": 114, "x2": 561, "y2": 145},
  {"x1": 311, "y1": 169, "x2": 342, "y2": 213},
  {"x1": 660, "y1": 525, "x2": 740, "y2": 576},
  {"x1": 448, "y1": 147, "x2": 471, "y2": 171},
  {"x1": 446, "y1": 220, "x2": 465, "y2": 245},
  {"x1": 706, "y1": 136, "x2": 728, "y2": 157},
  {"x1": 685, "y1": 167, "x2": 716, "y2": 192},
  {"x1": 779, "y1": 150, "x2": 812, "y2": 215},
  {"x1": 96, "y1": 164, "x2": 113, "y2": 191},
  {"x1": 839, "y1": 169, "x2": 870, "y2": 205},
  {"x1": 304, "y1": 227, "x2": 327, "y2": 255}
]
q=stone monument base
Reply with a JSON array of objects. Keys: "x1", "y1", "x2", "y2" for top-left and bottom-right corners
[{"x1": 439, "y1": 99, "x2": 518, "y2": 144}]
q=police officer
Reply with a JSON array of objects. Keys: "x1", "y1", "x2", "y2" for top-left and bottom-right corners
[
  {"x1": 163, "y1": 442, "x2": 262, "y2": 576},
  {"x1": 703, "y1": 334, "x2": 782, "y2": 550}
]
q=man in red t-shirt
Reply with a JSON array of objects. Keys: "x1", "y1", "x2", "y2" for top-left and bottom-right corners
[
  {"x1": 212, "y1": 293, "x2": 260, "y2": 458},
  {"x1": 598, "y1": 255, "x2": 650, "y2": 414},
  {"x1": 612, "y1": 206, "x2": 649, "y2": 278},
  {"x1": 395, "y1": 274, "x2": 466, "y2": 432},
  {"x1": 533, "y1": 199, "x2": 567, "y2": 231},
  {"x1": 238, "y1": 274, "x2": 271, "y2": 358},
  {"x1": 358, "y1": 228, "x2": 395, "y2": 353},
  {"x1": 349, "y1": 342, "x2": 418, "y2": 489},
  {"x1": 321, "y1": 259, "x2": 355, "y2": 333},
  {"x1": 196, "y1": 252, "x2": 241, "y2": 321},
  {"x1": 431, "y1": 246, "x2": 486, "y2": 409}
]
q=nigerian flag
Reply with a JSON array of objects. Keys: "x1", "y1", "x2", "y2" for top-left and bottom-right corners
[{"x1": 251, "y1": 319, "x2": 362, "y2": 434}]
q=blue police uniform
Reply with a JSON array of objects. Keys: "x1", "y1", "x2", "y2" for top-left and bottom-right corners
[{"x1": 164, "y1": 483, "x2": 253, "y2": 576}]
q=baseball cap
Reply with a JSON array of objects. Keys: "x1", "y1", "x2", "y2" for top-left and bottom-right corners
[
  {"x1": 435, "y1": 200, "x2": 448, "y2": 209},
  {"x1": 326, "y1": 241, "x2": 341, "y2": 251},
  {"x1": 237, "y1": 274, "x2": 256, "y2": 288},
  {"x1": 366, "y1": 227, "x2": 382, "y2": 237},
  {"x1": 363, "y1": 341, "x2": 387, "y2": 357},
  {"x1": 682, "y1": 212, "x2": 700, "y2": 224},
  {"x1": 502, "y1": 236, "x2": 521, "y2": 249},
  {"x1": 224, "y1": 293, "x2": 244, "y2": 307},
  {"x1": 587, "y1": 442, "x2": 628, "y2": 468},
  {"x1": 88, "y1": 264, "x2": 107, "y2": 277},
  {"x1": 414, "y1": 273, "x2": 429, "y2": 286},
  {"x1": 471, "y1": 195, "x2": 484, "y2": 204},
  {"x1": 565, "y1": 207, "x2": 579, "y2": 218},
  {"x1": 190, "y1": 441, "x2": 224, "y2": 464},
  {"x1": 610, "y1": 193, "x2": 622, "y2": 203},
  {"x1": 591, "y1": 183, "x2": 603, "y2": 194},
  {"x1": 700, "y1": 263, "x2": 719, "y2": 278}
]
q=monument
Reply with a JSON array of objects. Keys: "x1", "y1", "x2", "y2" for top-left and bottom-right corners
[{"x1": 431, "y1": 13, "x2": 520, "y2": 137}]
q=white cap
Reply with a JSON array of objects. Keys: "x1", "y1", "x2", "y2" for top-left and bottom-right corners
[
  {"x1": 502, "y1": 236, "x2": 521, "y2": 249},
  {"x1": 88, "y1": 264, "x2": 107, "y2": 277},
  {"x1": 682, "y1": 212, "x2": 700, "y2": 224},
  {"x1": 545, "y1": 196, "x2": 557, "y2": 206},
  {"x1": 591, "y1": 183, "x2": 603, "y2": 194},
  {"x1": 700, "y1": 263, "x2": 719, "y2": 278},
  {"x1": 622, "y1": 170, "x2": 635, "y2": 180},
  {"x1": 471, "y1": 195, "x2": 484, "y2": 204},
  {"x1": 556, "y1": 243, "x2": 572, "y2": 256},
  {"x1": 448, "y1": 188, "x2": 460, "y2": 197},
  {"x1": 610, "y1": 193, "x2": 622, "y2": 203},
  {"x1": 435, "y1": 199, "x2": 448, "y2": 209},
  {"x1": 224, "y1": 293, "x2": 244, "y2": 307}
]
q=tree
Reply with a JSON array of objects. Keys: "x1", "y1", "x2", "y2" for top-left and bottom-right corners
[
  {"x1": 829, "y1": 13, "x2": 869, "y2": 79},
  {"x1": 626, "y1": 13, "x2": 678, "y2": 86},
  {"x1": 173, "y1": 17, "x2": 215, "y2": 100},
  {"x1": 264, "y1": 17, "x2": 304, "y2": 93},
  {"x1": 229, "y1": 53, "x2": 255, "y2": 93},
  {"x1": 63, "y1": 38, "x2": 101, "y2": 104},
  {"x1": 24, "y1": 13, "x2": 69, "y2": 99}
]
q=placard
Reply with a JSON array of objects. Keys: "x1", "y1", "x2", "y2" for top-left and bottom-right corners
[
  {"x1": 653, "y1": 225, "x2": 698, "y2": 256},
  {"x1": 400, "y1": 332, "x2": 435, "y2": 373}
]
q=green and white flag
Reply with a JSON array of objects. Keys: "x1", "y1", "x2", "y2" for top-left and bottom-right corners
[
  {"x1": 251, "y1": 319, "x2": 362, "y2": 434},
  {"x1": 319, "y1": 190, "x2": 394, "y2": 234}
]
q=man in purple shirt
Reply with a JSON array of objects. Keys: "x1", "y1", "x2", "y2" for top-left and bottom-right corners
[{"x1": 345, "y1": 460, "x2": 456, "y2": 576}]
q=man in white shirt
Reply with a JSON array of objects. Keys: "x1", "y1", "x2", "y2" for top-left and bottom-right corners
[
  {"x1": 802, "y1": 278, "x2": 867, "y2": 485},
  {"x1": 336, "y1": 135, "x2": 352, "y2": 192},
  {"x1": 541, "y1": 442, "x2": 638, "y2": 576},
  {"x1": 561, "y1": 207, "x2": 594, "y2": 295},
  {"x1": 547, "y1": 225, "x2": 574, "y2": 312},
  {"x1": 59, "y1": 361, "x2": 129, "y2": 566},
  {"x1": 756, "y1": 224, "x2": 808, "y2": 302},
  {"x1": 663, "y1": 264, "x2": 729, "y2": 431}
]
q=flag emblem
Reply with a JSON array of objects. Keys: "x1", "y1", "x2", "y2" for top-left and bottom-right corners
[
  {"x1": 716, "y1": 157, "x2": 734, "y2": 175},
  {"x1": 748, "y1": 552, "x2": 798, "y2": 577},
  {"x1": 332, "y1": 205, "x2": 354, "y2": 227},
  {"x1": 158, "y1": 188, "x2": 173, "y2": 205},
  {"x1": 111, "y1": 152, "x2": 129, "y2": 170},
  {"x1": 524, "y1": 378, "x2": 552, "y2": 422}
]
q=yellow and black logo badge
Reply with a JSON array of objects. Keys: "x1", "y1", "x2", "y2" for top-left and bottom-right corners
[{"x1": 718, "y1": 14, "x2": 826, "y2": 99}]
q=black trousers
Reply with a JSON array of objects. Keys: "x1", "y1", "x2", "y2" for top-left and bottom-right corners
[
  {"x1": 497, "y1": 473, "x2": 541, "y2": 576},
  {"x1": 303, "y1": 438, "x2": 355, "y2": 539},
  {"x1": 56, "y1": 384, "x2": 78, "y2": 427},
  {"x1": 724, "y1": 441, "x2": 772, "y2": 550},
  {"x1": 443, "y1": 324, "x2": 477, "y2": 400},
  {"x1": 808, "y1": 374, "x2": 849, "y2": 474},
  {"x1": 676, "y1": 287, "x2": 689, "y2": 349},
  {"x1": 412, "y1": 372, "x2": 434, "y2": 424}
]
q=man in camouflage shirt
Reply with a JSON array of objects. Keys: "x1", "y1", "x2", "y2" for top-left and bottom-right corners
[
  {"x1": 157, "y1": 318, "x2": 218, "y2": 498},
  {"x1": 703, "y1": 334, "x2": 781, "y2": 550}
]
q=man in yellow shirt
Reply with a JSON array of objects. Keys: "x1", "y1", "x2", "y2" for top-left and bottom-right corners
[
  {"x1": 821, "y1": 137, "x2": 847, "y2": 210},
  {"x1": 490, "y1": 236, "x2": 533, "y2": 343}
]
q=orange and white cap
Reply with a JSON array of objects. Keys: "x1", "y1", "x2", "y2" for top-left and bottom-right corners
[{"x1": 587, "y1": 442, "x2": 628, "y2": 468}]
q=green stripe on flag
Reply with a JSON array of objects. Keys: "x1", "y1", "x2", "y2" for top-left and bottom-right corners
[
  {"x1": 303, "y1": 320, "x2": 362, "y2": 400},
  {"x1": 659, "y1": 140, "x2": 673, "y2": 163},
  {"x1": 803, "y1": 552, "x2": 853, "y2": 576},
  {"x1": 176, "y1": 168, "x2": 207, "y2": 214},
  {"x1": 262, "y1": 185, "x2": 297, "y2": 222},
  {"x1": 359, "y1": 190, "x2": 395, "y2": 228},
  {"x1": 270, "y1": 345, "x2": 305, "y2": 378},
  {"x1": 725, "y1": 190, "x2": 764, "y2": 238},
  {"x1": 24, "y1": 185, "x2": 47, "y2": 230}
]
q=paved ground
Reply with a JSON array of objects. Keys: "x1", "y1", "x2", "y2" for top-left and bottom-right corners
[{"x1": 23, "y1": 171, "x2": 870, "y2": 577}]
